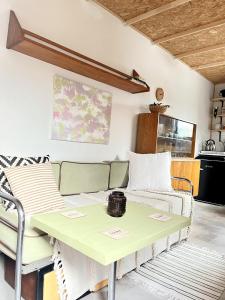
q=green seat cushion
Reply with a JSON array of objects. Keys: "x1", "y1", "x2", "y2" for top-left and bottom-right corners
[
  {"x1": 0, "y1": 204, "x2": 52, "y2": 264},
  {"x1": 109, "y1": 161, "x2": 129, "y2": 189},
  {"x1": 0, "y1": 205, "x2": 42, "y2": 237},
  {"x1": 0, "y1": 222, "x2": 52, "y2": 264},
  {"x1": 59, "y1": 162, "x2": 110, "y2": 195}
]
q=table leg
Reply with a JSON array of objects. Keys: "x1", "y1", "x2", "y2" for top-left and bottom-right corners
[{"x1": 108, "y1": 261, "x2": 117, "y2": 300}]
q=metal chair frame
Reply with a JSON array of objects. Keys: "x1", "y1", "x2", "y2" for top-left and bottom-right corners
[
  {"x1": 171, "y1": 176, "x2": 194, "y2": 195},
  {"x1": 0, "y1": 176, "x2": 193, "y2": 300},
  {"x1": 0, "y1": 192, "x2": 25, "y2": 300}
]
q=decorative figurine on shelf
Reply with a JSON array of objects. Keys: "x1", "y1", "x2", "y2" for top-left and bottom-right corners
[
  {"x1": 132, "y1": 69, "x2": 141, "y2": 80},
  {"x1": 219, "y1": 89, "x2": 225, "y2": 97},
  {"x1": 213, "y1": 106, "x2": 218, "y2": 118},
  {"x1": 205, "y1": 139, "x2": 216, "y2": 151},
  {"x1": 132, "y1": 69, "x2": 149, "y2": 90}
]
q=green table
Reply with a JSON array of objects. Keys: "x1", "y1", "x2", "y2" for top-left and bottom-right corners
[{"x1": 31, "y1": 202, "x2": 191, "y2": 300}]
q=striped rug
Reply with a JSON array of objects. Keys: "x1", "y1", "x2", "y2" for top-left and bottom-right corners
[{"x1": 127, "y1": 243, "x2": 225, "y2": 300}]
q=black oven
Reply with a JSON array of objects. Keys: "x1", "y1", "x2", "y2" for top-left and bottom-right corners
[{"x1": 195, "y1": 154, "x2": 225, "y2": 205}]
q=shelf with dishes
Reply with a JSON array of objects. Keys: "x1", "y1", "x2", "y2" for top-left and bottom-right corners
[
  {"x1": 136, "y1": 113, "x2": 196, "y2": 158},
  {"x1": 211, "y1": 95, "x2": 225, "y2": 141},
  {"x1": 158, "y1": 135, "x2": 192, "y2": 142},
  {"x1": 161, "y1": 152, "x2": 192, "y2": 158},
  {"x1": 211, "y1": 114, "x2": 225, "y2": 118},
  {"x1": 210, "y1": 129, "x2": 225, "y2": 143},
  {"x1": 157, "y1": 139, "x2": 192, "y2": 157},
  {"x1": 172, "y1": 151, "x2": 192, "y2": 156},
  {"x1": 211, "y1": 97, "x2": 225, "y2": 102},
  {"x1": 210, "y1": 129, "x2": 225, "y2": 132}
]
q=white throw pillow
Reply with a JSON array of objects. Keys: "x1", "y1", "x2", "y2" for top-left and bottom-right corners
[
  {"x1": 128, "y1": 152, "x2": 173, "y2": 192},
  {"x1": 4, "y1": 163, "x2": 65, "y2": 215}
]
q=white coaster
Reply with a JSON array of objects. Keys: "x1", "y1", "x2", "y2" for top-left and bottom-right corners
[
  {"x1": 149, "y1": 213, "x2": 171, "y2": 222},
  {"x1": 103, "y1": 227, "x2": 128, "y2": 240},
  {"x1": 61, "y1": 210, "x2": 86, "y2": 219}
]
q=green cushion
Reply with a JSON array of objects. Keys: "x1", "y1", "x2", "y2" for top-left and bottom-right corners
[
  {"x1": 0, "y1": 205, "x2": 41, "y2": 237},
  {"x1": 0, "y1": 222, "x2": 52, "y2": 264},
  {"x1": 109, "y1": 161, "x2": 129, "y2": 189},
  {"x1": 59, "y1": 162, "x2": 110, "y2": 195},
  {"x1": 0, "y1": 205, "x2": 52, "y2": 264}
]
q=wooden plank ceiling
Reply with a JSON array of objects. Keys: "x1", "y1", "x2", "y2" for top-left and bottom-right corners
[{"x1": 94, "y1": 0, "x2": 225, "y2": 83}]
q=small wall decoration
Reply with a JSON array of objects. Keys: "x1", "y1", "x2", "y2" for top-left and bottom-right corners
[
  {"x1": 156, "y1": 88, "x2": 164, "y2": 101},
  {"x1": 52, "y1": 75, "x2": 112, "y2": 144}
]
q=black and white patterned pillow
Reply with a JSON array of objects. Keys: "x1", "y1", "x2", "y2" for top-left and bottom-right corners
[{"x1": 0, "y1": 155, "x2": 50, "y2": 210}]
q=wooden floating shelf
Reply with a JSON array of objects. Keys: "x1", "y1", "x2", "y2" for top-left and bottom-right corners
[
  {"x1": 211, "y1": 98, "x2": 225, "y2": 102},
  {"x1": 6, "y1": 11, "x2": 150, "y2": 94},
  {"x1": 216, "y1": 114, "x2": 225, "y2": 117},
  {"x1": 210, "y1": 129, "x2": 225, "y2": 132},
  {"x1": 211, "y1": 114, "x2": 225, "y2": 117}
]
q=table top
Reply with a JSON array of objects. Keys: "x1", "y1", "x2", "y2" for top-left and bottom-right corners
[{"x1": 31, "y1": 202, "x2": 191, "y2": 266}]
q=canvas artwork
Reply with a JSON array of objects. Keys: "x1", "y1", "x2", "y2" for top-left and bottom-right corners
[{"x1": 52, "y1": 75, "x2": 112, "y2": 144}]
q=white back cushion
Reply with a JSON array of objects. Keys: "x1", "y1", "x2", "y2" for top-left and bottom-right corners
[{"x1": 128, "y1": 152, "x2": 173, "y2": 192}]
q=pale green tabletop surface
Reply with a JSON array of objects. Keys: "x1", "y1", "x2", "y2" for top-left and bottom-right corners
[{"x1": 31, "y1": 202, "x2": 191, "y2": 266}]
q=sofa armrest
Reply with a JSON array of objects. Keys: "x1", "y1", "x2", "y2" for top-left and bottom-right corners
[
  {"x1": 0, "y1": 192, "x2": 25, "y2": 300},
  {"x1": 171, "y1": 176, "x2": 193, "y2": 195}
]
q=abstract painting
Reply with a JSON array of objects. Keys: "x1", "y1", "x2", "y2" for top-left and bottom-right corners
[{"x1": 52, "y1": 75, "x2": 112, "y2": 144}]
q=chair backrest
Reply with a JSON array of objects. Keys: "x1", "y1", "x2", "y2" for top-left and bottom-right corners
[
  {"x1": 108, "y1": 161, "x2": 129, "y2": 189},
  {"x1": 58, "y1": 161, "x2": 110, "y2": 195}
]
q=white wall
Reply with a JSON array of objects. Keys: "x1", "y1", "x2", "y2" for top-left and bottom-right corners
[{"x1": 0, "y1": 0, "x2": 213, "y2": 161}]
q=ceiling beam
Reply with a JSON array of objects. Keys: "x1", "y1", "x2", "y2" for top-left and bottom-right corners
[
  {"x1": 125, "y1": 0, "x2": 191, "y2": 25},
  {"x1": 176, "y1": 43, "x2": 225, "y2": 59},
  {"x1": 194, "y1": 61, "x2": 225, "y2": 71},
  {"x1": 155, "y1": 19, "x2": 225, "y2": 44}
]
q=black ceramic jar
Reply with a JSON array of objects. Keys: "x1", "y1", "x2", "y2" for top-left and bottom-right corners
[{"x1": 107, "y1": 191, "x2": 127, "y2": 217}]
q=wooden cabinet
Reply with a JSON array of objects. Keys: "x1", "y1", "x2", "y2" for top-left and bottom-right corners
[
  {"x1": 136, "y1": 112, "x2": 200, "y2": 196},
  {"x1": 171, "y1": 159, "x2": 200, "y2": 196},
  {"x1": 136, "y1": 113, "x2": 196, "y2": 158}
]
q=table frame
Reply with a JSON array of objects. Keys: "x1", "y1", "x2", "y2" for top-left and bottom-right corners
[{"x1": 108, "y1": 262, "x2": 117, "y2": 300}]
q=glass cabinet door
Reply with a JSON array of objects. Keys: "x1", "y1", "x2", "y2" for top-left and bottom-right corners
[{"x1": 157, "y1": 115, "x2": 195, "y2": 157}]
